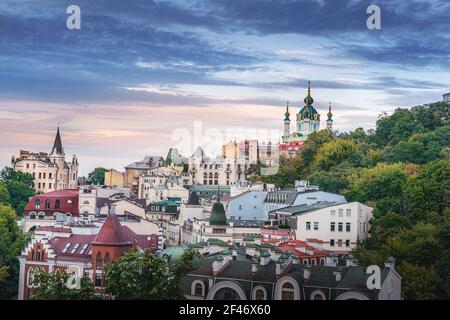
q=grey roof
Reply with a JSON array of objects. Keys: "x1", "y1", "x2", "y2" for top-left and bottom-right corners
[
  {"x1": 50, "y1": 126, "x2": 64, "y2": 155},
  {"x1": 125, "y1": 156, "x2": 163, "y2": 169},
  {"x1": 271, "y1": 201, "x2": 337, "y2": 216},
  {"x1": 232, "y1": 220, "x2": 266, "y2": 228}
]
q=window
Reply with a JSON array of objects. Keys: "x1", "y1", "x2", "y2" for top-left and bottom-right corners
[
  {"x1": 38, "y1": 172, "x2": 42, "y2": 179},
  {"x1": 194, "y1": 282, "x2": 204, "y2": 297},
  {"x1": 96, "y1": 252, "x2": 103, "y2": 269},
  {"x1": 311, "y1": 291, "x2": 326, "y2": 300},
  {"x1": 281, "y1": 282, "x2": 295, "y2": 300},
  {"x1": 62, "y1": 243, "x2": 71, "y2": 253},
  {"x1": 330, "y1": 239, "x2": 335, "y2": 247},
  {"x1": 346, "y1": 223, "x2": 351, "y2": 232},
  {"x1": 314, "y1": 222, "x2": 319, "y2": 230},
  {"x1": 79, "y1": 244, "x2": 89, "y2": 255},
  {"x1": 38, "y1": 212, "x2": 45, "y2": 219},
  {"x1": 330, "y1": 222, "x2": 335, "y2": 232},
  {"x1": 338, "y1": 209, "x2": 344, "y2": 217},
  {"x1": 346, "y1": 209, "x2": 351, "y2": 217},
  {"x1": 338, "y1": 222, "x2": 343, "y2": 232},
  {"x1": 55, "y1": 199, "x2": 60, "y2": 209},
  {"x1": 95, "y1": 273, "x2": 102, "y2": 287},
  {"x1": 363, "y1": 222, "x2": 366, "y2": 232},
  {"x1": 104, "y1": 253, "x2": 110, "y2": 265},
  {"x1": 49, "y1": 183, "x2": 52, "y2": 189},
  {"x1": 43, "y1": 173, "x2": 46, "y2": 179},
  {"x1": 254, "y1": 288, "x2": 266, "y2": 300},
  {"x1": 345, "y1": 240, "x2": 350, "y2": 247},
  {"x1": 45, "y1": 199, "x2": 51, "y2": 209},
  {"x1": 306, "y1": 222, "x2": 311, "y2": 230},
  {"x1": 49, "y1": 173, "x2": 52, "y2": 179},
  {"x1": 35, "y1": 199, "x2": 41, "y2": 209},
  {"x1": 338, "y1": 239, "x2": 343, "y2": 247},
  {"x1": 29, "y1": 212, "x2": 36, "y2": 219},
  {"x1": 70, "y1": 243, "x2": 80, "y2": 254}
]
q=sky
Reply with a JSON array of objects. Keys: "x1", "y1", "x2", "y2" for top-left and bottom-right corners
[{"x1": 0, "y1": 0, "x2": 449, "y2": 175}]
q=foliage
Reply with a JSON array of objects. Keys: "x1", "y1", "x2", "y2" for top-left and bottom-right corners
[
  {"x1": 0, "y1": 167, "x2": 35, "y2": 216},
  {"x1": 33, "y1": 269, "x2": 94, "y2": 300},
  {"x1": 0, "y1": 205, "x2": 26, "y2": 299},
  {"x1": 104, "y1": 247, "x2": 200, "y2": 300},
  {"x1": 0, "y1": 182, "x2": 11, "y2": 206},
  {"x1": 87, "y1": 167, "x2": 108, "y2": 185}
]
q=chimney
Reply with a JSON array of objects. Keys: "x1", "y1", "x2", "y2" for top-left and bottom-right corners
[
  {"x1": 325, "y1": 253, "x2": 338, "y2": 267},
  {"x1": 303, "y1": 266, "x2": 311, "y2": 283},
  {"x1": 384, "y1": 256, "x2": 396, "y2": 270},
  {"x1": 334, "y1": 267, "x2": 343, "y2": 282},
  {"x1": 346, "y1": 254, "x2": 358, "y2": 267},
  {"x1": 212, "y1": 253, "x2": 232, "y2": 276}
]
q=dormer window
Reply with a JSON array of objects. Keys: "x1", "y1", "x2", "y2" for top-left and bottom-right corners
[
  {"x1": 55, "y1": 199, "x2": 61, "y2": 209},
  {"x1": 34, "y1": 199, "x2": 41, "y2": 209}
]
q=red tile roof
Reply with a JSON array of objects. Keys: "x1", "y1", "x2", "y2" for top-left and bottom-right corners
[
  {"x1": 25, "y1": 189, "x2": 79, "y2": 216},
  {"x1": 92, "y1": 214, "x2": 133, "y2": 246}
]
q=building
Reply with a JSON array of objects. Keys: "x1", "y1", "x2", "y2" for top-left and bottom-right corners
[
  {"x1": 11, "y1": 127, "x2": 79, "y2": 193},
  {"x1": 189, "y1": 184, "x2": 230, "y2": 202},
  {"x1": 269, "y1": 201, "x2": 373, "y2": 253},
  {"x1": 124, "y1": 156, "x2": 164, "y2": 193},
  {"x1": 104, "y1": 170, "x2": 125, "y2": 188},
  {"x1": 138, "y1": 166, "x2": 189, "y2": 205},
  {"x1": 227, "y1": 190, "x2": 268, "y2": 221},
  {"x1": 17, "y1": 213, "x2": 159, "y2": 300},
  {"x1": 444, "y1": 92, "x2": 450, "y2": 102},
  {"x1": 145, "y1": 197, "x2": 181, "y2": 244},
  {"x1": 175, "y1": 245, "x2": 401, "y2": 300}
]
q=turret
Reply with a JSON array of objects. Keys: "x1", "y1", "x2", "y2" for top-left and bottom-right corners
[
  {"x1": 326, "y1": 102, "x2": 333, "y2": 130},
  {"x1": 283, "y1": 102, "x2": 291, "y2": 142}
]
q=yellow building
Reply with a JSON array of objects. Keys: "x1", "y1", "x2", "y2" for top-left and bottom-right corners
[{"x1": 104, "y1": 169, "x2": 125, "y2": 187}]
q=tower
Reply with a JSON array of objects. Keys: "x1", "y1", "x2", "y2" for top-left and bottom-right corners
[
  {"x1": 326, "y1": 102, "x2": 333, "y2": 130},
  {"x1": 297, "y1": 81, "x2": 320, "y2": 137},
  {"x1": 282, "y1": 102, "x2": 291, "y2": 142},
  {"x1": 49, "y1": 126, "x2": 66, "y2": 189}
]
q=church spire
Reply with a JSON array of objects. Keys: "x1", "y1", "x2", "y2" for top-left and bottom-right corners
[
  {"x1": 284, "y1": 101, "x2": 290, "y2": 121},
  {"x1": 50, "y1": 125, "x2": 64, "y2": 156},
  {"x1": 326, "y1": 102, "x2": 333, "y2": 130}
]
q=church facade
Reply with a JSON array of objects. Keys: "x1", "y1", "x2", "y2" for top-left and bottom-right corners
[
  {"x1": 281, "y1": 82, "x2": 333, "y2": 144},
  {"x1": 11, "y1": 127, "x2": 79, "y2": 193}
]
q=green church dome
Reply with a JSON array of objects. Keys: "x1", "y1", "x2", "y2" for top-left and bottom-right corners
[{"x1": 209, "y1": 201, "x2": 228, "y2": 225}]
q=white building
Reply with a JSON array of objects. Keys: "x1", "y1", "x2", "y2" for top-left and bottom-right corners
[
  {"x1": 272, "y1": 201, "x2": 372, "y2": 253},
  {"x1": 138, "y1": 166, "x2": 189, "y2": 205},
  {"x1": 11, "y1": 127, "x2": 79, "y2": 193},
  {"x1": 444, "y1": 92, "x2": 450, "y2": 102}
]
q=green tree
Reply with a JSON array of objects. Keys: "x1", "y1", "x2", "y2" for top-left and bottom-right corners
[
  {"x1": 87, "y1": 167, "x2": 108, "y2": 185},
  {"x1": 33, "y1": 269, "x2": 94, "y2": 300},
  {"x1": 312, "y1": 138, "x2": 357, "y2": 171},
  {"x1": 0, "y1": 182, "x2": 11, "y2": 205},
  {"x1": 104, "y1": 247, "x2": 200, "y2": 300},
  {"x1": 397, "y1": 262, "x2": 444, "y2": 300},
  {"x1": 405, "y1": 160, "x2": 450, "y2": 222},
  {"x1": 344, "y1": 163, "x2": 408, "y2": 216},
  {"x1": 0, "y1": 205, "x2": 26, "y2": 299},
  {"x1": 0, "y1": 167, "x2": 35, "y2": 216}
]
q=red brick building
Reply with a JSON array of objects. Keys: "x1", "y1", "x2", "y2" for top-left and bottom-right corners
[{"x1": 18, "y1": 214, "x2": 158, "y2": 300}]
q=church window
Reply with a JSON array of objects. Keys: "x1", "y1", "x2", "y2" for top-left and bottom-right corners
[
  {"x1": 104, "y1": 252, "x2": 110, "y2": 265},
  {"x1": 96, "y1": 252, "x2": 103, "y2": 269}
]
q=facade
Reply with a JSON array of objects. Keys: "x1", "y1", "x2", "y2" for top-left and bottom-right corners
[
  {"x1": 124, "y1": 156, "x2": 164, "y2": 193},
  {"x1": 17, "y1": 214, "x2": 159, "y2": 300},
  {"x1": 11, "y1": 127, "x2": 79, "y2": 193},
  {"x1": 145, "y1": 198, "x2": 180, "y2": 243},
  {"x1": 270, "y1": 201, "x2": 372, "y2": 253},
  {"x1": 104, "y1": 170, "x2": 125, "y2": 188},
  {"x1": 179, "y1": 245, "x2": 401, "y2": 300},
  {"x1": 227, "y1": 190, "x2": 268, "y2": 221},
  {"x1": 138, "y1": 166, "x2": 189, "y2": 205},
  {"x1": 444, "y1": 92, "x2": 450, "y2": 102}
]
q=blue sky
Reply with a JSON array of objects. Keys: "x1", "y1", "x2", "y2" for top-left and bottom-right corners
[{"x1": 0, "y1": 0, "x2": 449, "y2": 174}]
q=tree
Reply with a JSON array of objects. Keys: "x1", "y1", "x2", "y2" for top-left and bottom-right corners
[
  {"x1": 405, "y1": 160, "x2": 450, "y2": 222},
  {"x1": 104, "y1": 247, "x2": 200, "y2": 300},
  {"x1": 0, "y1": 205, "x2": 26, "y2": 299},
  {"x1": 0, "y1": 182, "x2": 11, "y2": 205},
  {"x1": 87, "y1": 167, "x2": 108, "y2": 185},
  {"x1": 33, "y1": 269, "x2": 94, "y2": 300},
  {"x1": 312, "y1": 138, "x2": 357, "y2": 171},
  {"x1": 344, "y1": 163, "x2": 408, "y2": 216},
  {"x1": 397, "y1": 262, "x2": 444, "y2": 300},
  {"x1": 0, "y1": 167, "x2": 35, "y2": 216}
]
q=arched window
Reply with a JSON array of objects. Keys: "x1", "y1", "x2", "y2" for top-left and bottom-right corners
[
  {"x1": 34, "y1": 199, "x2": 40, "y2": 209},
  {"x1": 281, "y1": 282, "x2": 295, "y2": 300},
  {"x1": 28, "y1": 268, "x2": 35, "y2": 286},
  {"x1": 29, "y1": 212, "x2": 36, "y2": 219},
  {"x1": 38, "y1": 212, "x2": 45, "y2": 220},
  {"x1": 104, "y1": 252, "x2": 110, "y2": 265},
  {"x1": 45, "y1": 199, "x2": 51, "y2": 209},
  {"x1": 311, "y1": 259, "x2": 316, "y2": 265},
  {"x1": 320, "y1": 258, "x2": 325, "y2": 266},
  {"x1": 36, "y1": 245, "x2": 41, "y2": 261},
  {"x1": 96, "y1": 252, "x2": 103, "y2": 269},
  {"x1": 253, "y1": 287, "x2": 266, "y2": 300},
  {"x1": 55, "y1": 199, "x2": 61, "y2": 209},
  {"x1": 209, "y1": 173, "x2": 213, "y2": 179},
  {"x1": 194, "y1": 282, "x2": 203, "y2": 296},
  {"x1": 310, "y1": 290, "x2": 326, "y2": 300}
]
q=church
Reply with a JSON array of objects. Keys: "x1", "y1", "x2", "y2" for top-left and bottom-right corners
[{"x1": 281, "y1": 81, "x2": 333, "y2": 144}]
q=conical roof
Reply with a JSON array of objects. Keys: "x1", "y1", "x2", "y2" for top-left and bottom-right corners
[
  {"x1": 209, "y1": 200, "x2": 228, "y2": 225},
  {"x1": 92, "y1": 214, "x2": 132, "y2": 246},
  {"x1": 50, "y1": 126, "x2": 64, "y2": 155}
]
